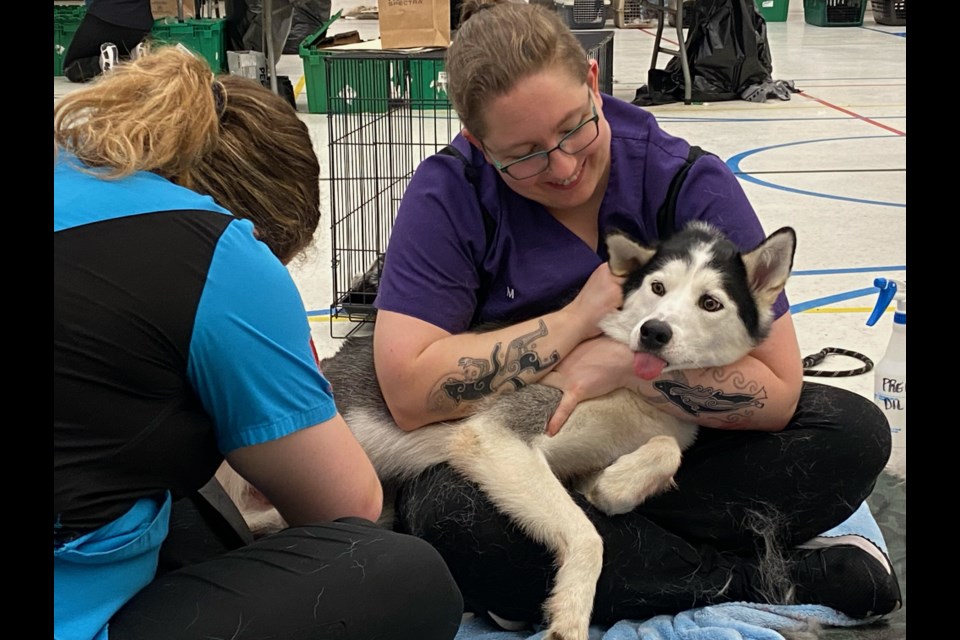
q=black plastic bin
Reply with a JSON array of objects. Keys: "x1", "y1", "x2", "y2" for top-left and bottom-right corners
[
  {"x1": 870, "y1": 0, "x2": 905, "y2": 25},
  {"x1": 555, "y1": 0, "x2": 608, "y2": 29}
]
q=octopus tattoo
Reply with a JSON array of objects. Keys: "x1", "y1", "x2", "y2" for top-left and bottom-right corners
[{"x1": 442, "y1": 320, "x2": 560, "y2": 404}]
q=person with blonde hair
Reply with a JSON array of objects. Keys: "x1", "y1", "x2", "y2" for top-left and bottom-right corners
[
  {"x1": 54, "y1": 46, "x2": 463, "y2": 640},
  {"x1": 372, "y1": 0, "x2": 901, "y2": 630}
]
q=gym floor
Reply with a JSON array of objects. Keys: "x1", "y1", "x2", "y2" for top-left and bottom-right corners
[{"x1": 53, "y1": 1, "x2": 907, "y2": 479}]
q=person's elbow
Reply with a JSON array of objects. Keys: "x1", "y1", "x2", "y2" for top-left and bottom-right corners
[
  {"x1": 283, "y1": 477, "x2": 384, "y2": 526},
  {"x1": 381, "y1": 390, "x2": 432, "y2": 432},
  {"x1": 766, "y1": 370, "x2": 803, "y2": 432},
  {"x1": 766, "y1": 396, "x2": 799, "y2": 432},
  {"x1": 352, "y1": 479, "x2": 385, "y2": 523},
  {"x1": 391, "y1": 407, "x2": 430, "y2": 432},
  {"x1": 274, "y1": 476, "x2": 383, "y2": 526}
]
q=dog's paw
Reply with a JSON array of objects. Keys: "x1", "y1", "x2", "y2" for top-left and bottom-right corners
[
  {"x1": 580, "y1": 436, "x2": 683, "y2": 515},
  {"x1": 543, "y1": 617, "x2": 590, "y2": 640},
  {"x1": 542, "y1": 565, "x2": 598, "y2": 640},
  {"x1": 582, "y1": 463, "x2": 678, "y2": 516},
  {"x1": 544, "y1": 630, "x2": 589, "y2": 640},
  {"x1": 583, "y1": 479, "x2": 659, "y2": 515}
]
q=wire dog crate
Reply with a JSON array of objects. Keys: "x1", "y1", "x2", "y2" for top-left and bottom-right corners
[{"x1": 326, "y1": 31, "x2": 616, "y2": 336}]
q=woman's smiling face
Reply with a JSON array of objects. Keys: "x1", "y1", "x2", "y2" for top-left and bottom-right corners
[{"x1": 469, "y1": 60, "x2": 611, "y2": 213}]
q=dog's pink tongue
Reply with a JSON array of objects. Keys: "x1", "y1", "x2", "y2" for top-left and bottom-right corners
[{"x1": 633, "y1": 353, "x2": 667, "y2": 380}]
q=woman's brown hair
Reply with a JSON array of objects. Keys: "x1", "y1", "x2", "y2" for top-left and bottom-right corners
[{"x1": 446, "y1": 0, "x2": 590, "y2": 138}]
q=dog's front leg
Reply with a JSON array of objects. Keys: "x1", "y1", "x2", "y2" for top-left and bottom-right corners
[
  {"x1": 448, "y1": 421, "x2": 603, "y2": 640},
  {"x1": 576, "y1": 435, "x2": 685, "y2": 516}
]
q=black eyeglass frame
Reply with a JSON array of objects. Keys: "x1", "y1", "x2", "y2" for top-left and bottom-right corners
[{"x1": 482, "y1": 92, "x2": 600, "y2": 180}]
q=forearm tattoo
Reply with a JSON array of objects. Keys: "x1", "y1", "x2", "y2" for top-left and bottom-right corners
[
  {"x1": 647, "y1": 368, "x2": 767, "y2": 423},
  {"x1": 438, "y1": 320, "x2": 560, "y2": 405}
]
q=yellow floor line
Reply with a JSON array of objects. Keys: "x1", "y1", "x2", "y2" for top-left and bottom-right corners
[{"x1": 802, "y1": 306, "x2": 885, "y2": 314}]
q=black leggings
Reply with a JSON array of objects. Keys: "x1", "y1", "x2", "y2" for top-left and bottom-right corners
[
  {"x1": 394, "y1": 382, "x2": 891, "y2": 623},
  {"x1": 62, "y1": 13, "x2": 151, "y2": 83},
  {"x1": 110, "y1": 515, "x2": 464, "y2": 640}
]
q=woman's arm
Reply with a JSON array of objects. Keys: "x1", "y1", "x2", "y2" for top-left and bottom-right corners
[
  {"x1": 544, "y1": 313, "x2": 803, "y2": 434},
  {"x1": 225, "y1": 412, "x2": 384, "y2": 526},
  {"x1": 374, "y1": 262, "x2": 626, "y2": 431}
]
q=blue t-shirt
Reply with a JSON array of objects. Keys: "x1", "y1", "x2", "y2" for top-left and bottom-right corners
[
  {"x1": 375, "y1": 93, "x2": 788, "y2": 332},
  {"x1": 54, "y1": 154, "x2": 337, "y2": 640}
]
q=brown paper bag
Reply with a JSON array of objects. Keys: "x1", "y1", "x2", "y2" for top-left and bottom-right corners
[
  {"x1": 150, "y1": 0, "x2": 197, "y2": 20},
  {"x1": 379, "y1": 0, "x2": 451, "y2": 50}
]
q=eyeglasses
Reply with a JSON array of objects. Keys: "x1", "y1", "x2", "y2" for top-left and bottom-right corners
[{"x1": 483, "y1": 92, "x2": 600, "y2": 180}]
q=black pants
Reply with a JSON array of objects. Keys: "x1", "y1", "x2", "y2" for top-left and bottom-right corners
[
  {"x1": 62, "y1": 13, "x2": 151, "y2": 83},
  {"x1": 394, "y1": 382, "x2": 891, "y2": 623},
  {"x1": 110, "y1": 494, "x2": 464, "y2": 640}
]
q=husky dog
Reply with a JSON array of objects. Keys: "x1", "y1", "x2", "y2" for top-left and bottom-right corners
[{"x1": 219, "y1": 221, "x2": 797, "y2": 640}]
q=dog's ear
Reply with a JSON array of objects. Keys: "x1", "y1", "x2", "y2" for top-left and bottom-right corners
[
  {"x1": 606, "y1": 232, "x2": 657, "y2": 276},
  {"x1": 741, "y1": 227, "x2": 797, "y2": 309}
]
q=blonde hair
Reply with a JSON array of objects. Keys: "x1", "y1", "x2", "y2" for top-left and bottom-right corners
[
  {"x1": 53, "y1": 46, "x2": 320, "y2": 264},
  {"x1": 447, "y1": 0, "x2": 589, "y2": 138}
]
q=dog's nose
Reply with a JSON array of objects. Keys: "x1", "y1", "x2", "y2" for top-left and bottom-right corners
[{"x1": 640, "y1": 320, "x2": 672, "y2": 350}]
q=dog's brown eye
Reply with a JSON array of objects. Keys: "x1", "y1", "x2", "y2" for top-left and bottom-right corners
[
  {"x1": 651, "y1": 281, "x2": 665, "y2": 296},
  {"x1": 700, "y1": 295, "x2": 723, "y2": 312}
]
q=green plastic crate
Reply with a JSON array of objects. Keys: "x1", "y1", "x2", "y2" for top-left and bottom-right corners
[
  {"x1": 55, "y1": 5, "x2": 87, "y2": 76},
  {"x1": 803, "y1": 0, "x2": 867, "y2": 26},
  {"x1": 755, "y1": 0, "x2": 790, "y2": 21},
  {"x1": 298, "y1": 13, "x2": 400, "y2": 114},
  {"x1": 407, "y1": 58, "x2": 451, "y2": 110},
  {"x1": 300, "y1": 50, "x2": 400, "y2": 115},
  {"x1": 150, "y1": 18, "x2": 226, "y2": 72}
]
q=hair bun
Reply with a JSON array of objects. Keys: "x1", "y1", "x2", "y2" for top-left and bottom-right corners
[{"x1": 459, "y1": 0, "x2": 500, "y2": 26}]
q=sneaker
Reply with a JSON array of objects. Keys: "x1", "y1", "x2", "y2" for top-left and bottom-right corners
[
  {"x1": 130, "y1": 41, "x2": 149, "y2": 62},
  {"x1": 486, "y1": 611, "x2": 529, "y2": 632},
  {"x1": 789, "y1": 537, "x2": 902, "y2": 618},
  {"x1": 99, "y1": 42, "x2": 119, "y2": 73}
]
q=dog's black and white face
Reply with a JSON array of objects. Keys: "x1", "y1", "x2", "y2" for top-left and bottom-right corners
[{"x1": 599, "y1": 222, "x2": 796, "y2": 379}]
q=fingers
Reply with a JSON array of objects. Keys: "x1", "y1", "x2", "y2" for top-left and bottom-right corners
[
  {"x1": 572, "y1": 263, "x2": 626, "y2": 332},
  {"x1": 546, "y1": 393, "x2": 577, "y2": 437}
]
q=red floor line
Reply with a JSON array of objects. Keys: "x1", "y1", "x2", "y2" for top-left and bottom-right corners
[
  {"x1": 635, "y1": 32, "x2": 906, "y2": 137},
  {"x1": 796, "y1": 91, "x2": 906, "y2": 136},
  {"x1": 640, "y1": 28, "x2": 679, "y2": 47},
  {"x1": 797, "y1": 83, "x2": 906, "y2": 88}
]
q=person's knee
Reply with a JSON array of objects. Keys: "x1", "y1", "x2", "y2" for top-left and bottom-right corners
[
  {"x1": 833, "y1": 386, "x2": 890, "y2": 469},
  {"x1": 802, "y1": 383, "x2": 891, "y2": 473},
  {"x1": 386, "y1": 533, "x2": 465, "y2": 637},
  {"x1": 857, "y1": 396, "x2": 892, "y2": 473},
  {"x1": 329, "y1": 517, "x2": 462, "y2": 613}
]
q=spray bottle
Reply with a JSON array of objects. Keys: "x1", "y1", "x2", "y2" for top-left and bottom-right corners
[{"x1": 866, "y1": 278, "x2": 906, "y2": 471}]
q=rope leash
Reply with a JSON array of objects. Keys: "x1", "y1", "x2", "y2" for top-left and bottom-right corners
[{"x1": 802, "y1": 347, "x2": 874, "y2": 378}]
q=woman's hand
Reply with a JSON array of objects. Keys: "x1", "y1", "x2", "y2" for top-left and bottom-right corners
[
  {"x1": 540, "y1": 336, "x2": 634, "y2": 436},
  {"x1": 564, "y1": 262, "x2": 626, "y2": 338}
]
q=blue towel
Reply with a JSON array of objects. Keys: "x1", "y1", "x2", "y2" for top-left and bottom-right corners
[{"x1": 454, "y1": 502, "x2": 888, "y2": 640}]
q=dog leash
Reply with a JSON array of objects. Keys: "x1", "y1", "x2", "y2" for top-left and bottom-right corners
[{"x1": 802, "y1": 347, "x2": 874, "y2": 378}]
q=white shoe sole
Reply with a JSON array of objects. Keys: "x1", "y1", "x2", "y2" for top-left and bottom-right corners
[
  {"x1": 796, "y1": 534, "x2": 893, "y2": 575},
  {"x1": 487, "y1": 610, "x2": 529, "y2": 631}
]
